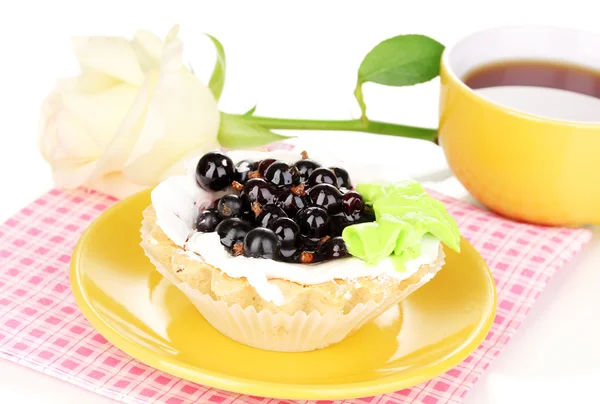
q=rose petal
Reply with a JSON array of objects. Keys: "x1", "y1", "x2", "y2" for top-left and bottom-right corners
[
  {"x1": 52, "y1": 160, "x2": 97, "y2": 190},
  {"x1": 122, "y1": 68, "x2": 219, "y2": 186},
  {"x1": 119, "y1": 35, "x2": 219, "y2": 186},
  {"x1": 89, "y1": 70, "x2": 161, "y2": 179},
  {"x1": 72, "y1": 35, "x2": 145, "y2": 86},
  {"x1": 131, "y1": 30, "x2": 163, "y2": 72},
  {"x1": 121, "y1": 36, "x2": 185, "y2": 164},
  {"x1": 91, "y1": 171, "x2": 148, "y2": 199},
  {"x1": 160, "y1": 28, "x2": 183, "y2": 72},
  {"x1": 70, "y1": 71, "x2": 121, "y2": 93},
  {"x1": 39, "y1": 91, "x2": 102, "y2": 163},
  {"x1": 41, "y1": 27, "x2": 219, "y2": 198},
  {"x1": 60, "y1": 83, "x2": 139, "y2": 149},
  {"x1": 164, "y1": 25, "x2": 180, "y2": 43}
]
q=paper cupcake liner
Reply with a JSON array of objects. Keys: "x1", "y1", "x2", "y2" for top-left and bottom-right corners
[{"x1": 140, "y1": 221, "x2": 444, "y2": 352}]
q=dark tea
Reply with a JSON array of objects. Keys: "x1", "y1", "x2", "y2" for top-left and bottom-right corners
[
  {"x1": 461, "y1": 60, "x2": 600, "y2": 122},
  {"x1": 463, "y1": 60, "x2": 600, "y2": 99}
]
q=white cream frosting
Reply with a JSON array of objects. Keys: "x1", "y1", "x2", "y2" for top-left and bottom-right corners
[{"x1": 151, "y1": 146, "x2": 441, "y2": 305}]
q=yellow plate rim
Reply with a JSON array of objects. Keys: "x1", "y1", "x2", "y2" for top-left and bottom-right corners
[{"x1": 70, "y1": 191, "x2": 497, "y2": 400}]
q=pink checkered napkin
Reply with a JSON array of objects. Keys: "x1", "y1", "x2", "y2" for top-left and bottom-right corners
[{"x1": 0, "y1": 188, "x2": 592, "y2": 404}]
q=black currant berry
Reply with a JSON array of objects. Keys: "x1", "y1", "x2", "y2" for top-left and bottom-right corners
[
  {"x1": 217, "y1": 194, "x2": 245, "y2": 219},
  {"x1": 194, "y1": 209, "x2": 220, "y2": 232},
  {"x1": 238, "y1": 209, "x2": 256, "y2": 223},
  {"x1": 242, "y1": 178, "x2": 277, "y2": 206},
  {"x1": 255, "y1": 205, "x2": 287, "y2": 228},
  {"x1": 278, "y1": 189, "x2": 311, "y2": 216},
  {"x1": 243, "y1": 228, "x2": 280, "y2": 259},
  {"x1": 294, "y1": 159, "x2": 321, "y2": 182},
  {"x1": 330, "y1": 166, "x2": 352, "y2": 189},
  {"x1": 257, "y1": 159, "x2": 277, "y2": 177},
  {"x1": 235, "y1": 160, "x2": 258, "y2": 184},
  {"x1": 329, "y1": 213, "x2": 351, "y2": 237},
  {"x1": 215, "y1": 218, "x2": 252, "y2": 249},
  {"x1": 359, "y1": 210, "x2": 376, "y2": 223},
  {"x1": 279, "y1": 247, "x2": 298, "y2": 262},
  {"x1": 268, "y1": 217, "x2": 299, "y2": 246},
  {"x1": 195, "y1": 152, "x2": 235, "y2": 191},
  {"x1": 307, "y1": 184, "x2": 343, "y2": 213},
  {"x1": 299, "y1": 235, "x2": 321, "y2": 250},
  {"x1": 345, "y1": 209, "x2": 376, "y2": 224},
  {"x1": 307, "y1": 167, "x2": 338, "y2": 188},
  {"x1": 296, "y1": 206, "x2": 330, "y2": 238},
  {"x1": 342, "y1": 191, "x2": 364, "y2": 216},
  {"x1": 264, "y1": 161, "x2": 300, "y2": 188},
  {"x1": 209, "y1": 198, "x2": 221, "y2": 210},
  {"x1": 321, "y1": 237, "x2": 348, "y2": 259}
]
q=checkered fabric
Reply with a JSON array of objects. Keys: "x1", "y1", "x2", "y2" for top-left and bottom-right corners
[{"x1": 0, "y1": 187, "x2": 592, "y2": 404}]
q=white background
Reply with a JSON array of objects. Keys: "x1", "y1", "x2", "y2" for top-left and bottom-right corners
[{"x1": 1, "y1": 1, "x2": 600, "y2": 403}]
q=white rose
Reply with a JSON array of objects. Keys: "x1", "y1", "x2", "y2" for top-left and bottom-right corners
[{"x1": 38, "y1": 26, "x2": 220, "y2": 199}]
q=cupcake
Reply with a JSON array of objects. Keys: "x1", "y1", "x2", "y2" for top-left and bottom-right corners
[{"x1": 140, "y1": 147, "x2": 460, "y2": 352}]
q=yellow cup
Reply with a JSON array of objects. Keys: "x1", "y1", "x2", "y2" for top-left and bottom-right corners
[{"x1": 438, "y1": 25, "x2": 600, "y2": 227}]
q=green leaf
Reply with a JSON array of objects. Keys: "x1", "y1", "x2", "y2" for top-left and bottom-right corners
[
  {"x1": 206, "y1": 34, "x2": 226, "y2": 101},
  {"x1": 358, "y1": 34, "x2": 445, "y2": 86},
  {"x1": 243, "y1": 105, "x2": 257, "y2": 117},
  {"x1": 218, "y1": 113, "x2": 290, "y2": 149},
  {"x1": 355, "y1": 34, "x2": 444, "y2": 118}
]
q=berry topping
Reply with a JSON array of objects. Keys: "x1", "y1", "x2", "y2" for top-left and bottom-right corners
[
  {"x1": 329, "y1": 212, "x2": 351, "y2": 237},
  {"x1": 255, "y1": 205, "x2": 287, "y2": 228},
  {"x1": 278, "y1": 189, "x2": 310, "y2": 216},
  {"x1": 307, "y1": 167, "x2": 338, "y2": 188},
  {"x1": 242, "y1": 178, "x2": 277, "y2": 206},
  {"x1": 257, "y1": 158, "x2": 277, "y2": 177},
  {"x1": 296, "y1": 206, "x2": 330, "y2": 238},
  {"x1": 299, "y1": 235, "x2": 322, "y2": 250},
  {"x1": 361, "y1": 210, "x2": 377, "y2": 223},
  {"x1": 195, "y1": 209, "x2": 220, "y2": 232},
  {"x1": 217, "y1": 194, "x2": 245, "y2": 218},
  {"x1": 243, "y1": 228, "x2": 280, "y2": 259},
  {"x1": 268, "y1": 217, "x2": 299, "y2": 246},
  {"x1": 209, "y1": 198, "x2": 221, "y2": 209},
  {"x1": 294, "y1": 159, "x2": 321, "y2": 182},
  {"x1": 321, "y1": 237, "x2": 348, "y2": 259},
  {"x1": 347, "y1": 211, "x2": 376, "y2": 224},
  {"x1": 330, "y1": 166, "x2": 352, "y2": 189},
  {"x1": 235, "y1": 160, "x2": 258, "y2": 184},
  {"x1": 279, "y1": 247, "x2": 298, "y2": 262},
  {"x1": 307, "y1": 183, "x2": 343, "y2": 213},
  {"x1": 264, "y1": 161, "x2": 300, "y2": 188},
  {"x1": 215, "y1": 218, "x2": 252, "y2": 249},
  {"x1": 342, "y1": 191, "x2": 364, "y2": 216},
  {"x1": 195, "y1": 152, "x2": 235, "y2": 191},
  {"x1": 190, "y1": 150, "x2": 375, "y2": 264}
]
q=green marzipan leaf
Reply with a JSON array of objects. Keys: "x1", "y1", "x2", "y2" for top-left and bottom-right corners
[
  {"x1": 206, "y1": 34, "x2": 226, "y2": 101},
  {"x1": 218, "y1": 113, "x2": 289, "y2": 149}
]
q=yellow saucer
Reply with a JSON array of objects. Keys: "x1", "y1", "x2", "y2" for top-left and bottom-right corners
[{"x1": 70, "y1": 189, "x2": 496, "y2": 400}]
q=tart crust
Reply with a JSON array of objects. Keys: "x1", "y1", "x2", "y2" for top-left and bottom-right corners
[{"x1": 140, "y1": 205, "x2": 445, "y2": 316}]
